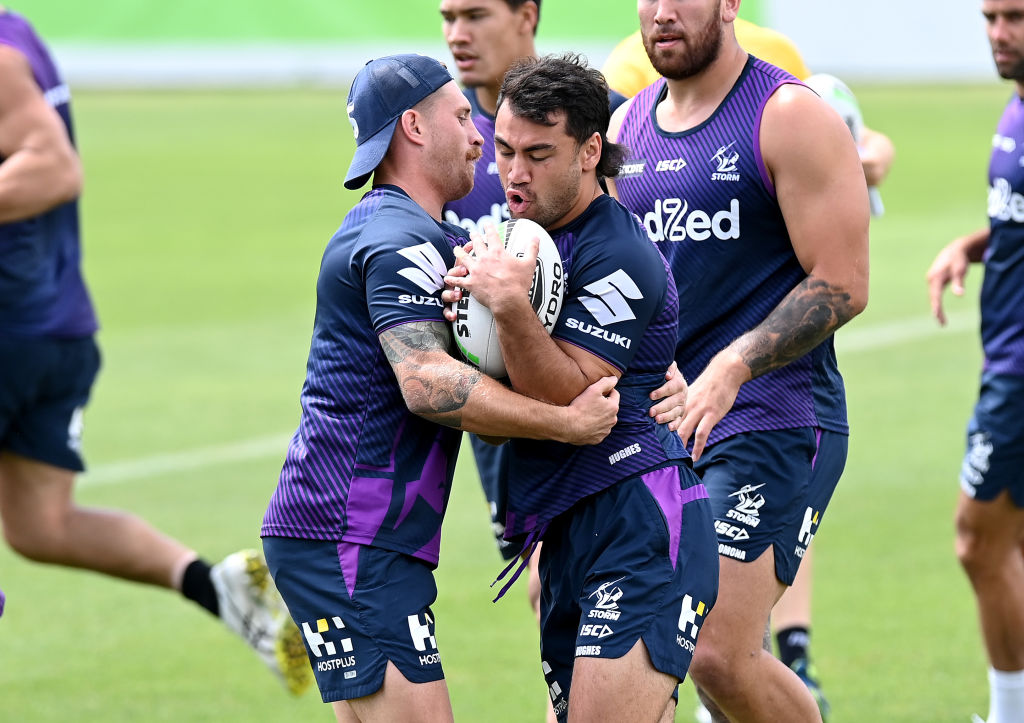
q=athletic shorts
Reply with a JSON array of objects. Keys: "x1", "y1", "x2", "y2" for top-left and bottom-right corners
[
  {"x1": 262, "y1": 537, "x2": 444, "y2": 702},
  {"x1": 695, "y1": 427, "x2": 848, "y2": 585},
  {"x1": 0, "y1": 336, "x2": 100, "y2": 471},
  {"x1": 538, "y1": 465, "x2": 719, "y2": 721},
  {"x1": 468, "y1": 434, "x2": 521, "y2": 560},
  {"x1": 960, "y1": 371, "x2": 1024, "y2": 506}
]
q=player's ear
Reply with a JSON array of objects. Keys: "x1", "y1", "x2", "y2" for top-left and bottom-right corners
[
  {"x1": 398, "y1": 109, "x2": 428, "y2": 147},
  {"x1": 579, "y1": 131, "x2": 602, "y2": 173},
  {"x1": 517, "y1": 0, "x2": 539, "y2": 37},
  {"x1": 722, "y1": 0, "x2": 740, "y2": 23}
]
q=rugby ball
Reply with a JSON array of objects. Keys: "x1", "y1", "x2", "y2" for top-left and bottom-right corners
[
  {"x1": 452, "y1": 218, "x2": 564, "y2": 378},
  {"x1": 803, "y1": 73, "x2": 884, "y2": 216}
]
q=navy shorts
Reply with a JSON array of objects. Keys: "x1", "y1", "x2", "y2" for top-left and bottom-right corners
[
  {"x1": 0, "y1": 336, "x2": 100, "y2": 472},
  {"x1": 468, "y1": 433, "x2": 522, "y2": 560},
  {"x1": 695, "y1": 427, "x2": 847, "y2": 585},
  {"x1": 538, "y1": 465, "x2": 719, "y2": 721},
  {"x1": 960, "y1": 371, "x2": 1024, "y2": 506},
  {"x1": 262, "y1": 537, "x2": 444, "y2": 702}
]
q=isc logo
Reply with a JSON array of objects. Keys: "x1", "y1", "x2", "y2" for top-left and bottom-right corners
[{"x1": 655, "y1": 158, "x2": 687, "y2": 172}]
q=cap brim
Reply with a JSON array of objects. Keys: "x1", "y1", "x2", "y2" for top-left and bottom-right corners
[{"x1": 343, "y1": 116, "x2": 400, "y2": 190}]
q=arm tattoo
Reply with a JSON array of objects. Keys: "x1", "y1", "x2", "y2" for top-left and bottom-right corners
[
  {"x1": 379, "y1": 321, "x2": 482, "y2": 425},
  {"x1": 734, "y1": 276, "x2": 855, "y2": 379}
]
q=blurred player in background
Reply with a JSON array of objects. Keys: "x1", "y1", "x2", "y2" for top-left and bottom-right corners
[
  {"x1": 608, "y1": 0, "x2": 869, "y2": 720},
  {"x1": 261, "y1": 53, "x2": 622, "y2": 723},
  {"x1": 0, "y1": 9, "x2": 311, "y2": 695},
  {"x1": 603, "y1": 8, "x2": 893, "y2": 720},
  {"x1": 445, "y1": 52, "x2": 719, "y2": 723},
  {"x1": 926, "y1": 3, "x2": 1024, "y2": 722}
]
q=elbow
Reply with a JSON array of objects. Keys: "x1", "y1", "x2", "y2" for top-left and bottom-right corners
[{"x1": 54, "y1": 151, "x2": 83, "y2": 204}]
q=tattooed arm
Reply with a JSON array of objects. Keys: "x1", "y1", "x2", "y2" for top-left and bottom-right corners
[
  {"x1": 379, "y1": 320, "x2": 620, "y2": 445},
  {"x1": 677, "y1": 82, "x2": 869, "y2": 460}
]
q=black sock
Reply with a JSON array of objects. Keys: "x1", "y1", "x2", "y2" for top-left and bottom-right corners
[
  {"x1": 776, "y1": 625, "x2": 810, "y2": 667},
  {"x1": 181, "y1": 559, "x2": 219, "y2": 617}
]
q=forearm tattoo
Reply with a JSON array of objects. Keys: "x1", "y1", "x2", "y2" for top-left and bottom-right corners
[
  {"x1": 380, "y1": 321, "x2": 482, "y2": 425},
  {"x1": 734, "y1": 276, "x2": 855, "y2": 379}
]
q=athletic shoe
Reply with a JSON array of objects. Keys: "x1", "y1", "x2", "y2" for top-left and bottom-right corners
[
  {"x1": 971, "y1": 715, "x2": 986, "y2": 723},
  {"x1": 0, "y1": 587, "x2": 5, "y2": 618},
  {"x1": 791, "y1": 657, "x2": 831, "y2": 721},
  {"x1": 211, "y1": 549, "x2": 312, "y2": 695}
]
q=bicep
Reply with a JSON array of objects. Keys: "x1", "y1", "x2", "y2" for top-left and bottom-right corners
[
  {"x1": 0, "y1": 46, "x2": 75, "y2": 161},
  {"x1": 762, "y1": 85, "x2": 869, "y2": 284}
]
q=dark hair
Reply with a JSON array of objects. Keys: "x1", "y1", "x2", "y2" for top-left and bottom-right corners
[
  {"x1": 496, "y1": 52, "x2": 627, "y2": 178},
  {"x1": 505, "y1": 0, "x2": 541, "y2": 34}
]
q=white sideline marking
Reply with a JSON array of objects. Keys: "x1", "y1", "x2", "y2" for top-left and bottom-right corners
[
  {"x1": 78, "y1": 310, "x2": 980, "y2": 487},
  {"x1": 80, "y1": 433, "x2": 292, "y2": 487},
  {"x1": 838, "y1": 309, "x2": 977, "y2": 353}
]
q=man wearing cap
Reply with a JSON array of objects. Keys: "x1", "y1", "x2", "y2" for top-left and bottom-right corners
[{"x1": 260, "y1": 53, "x2": 622, "y2": 722}]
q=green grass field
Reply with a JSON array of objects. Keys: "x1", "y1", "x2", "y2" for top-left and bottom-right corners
[{"x1": 0, "y1": 80, "x2": 1012, "y2": 721}]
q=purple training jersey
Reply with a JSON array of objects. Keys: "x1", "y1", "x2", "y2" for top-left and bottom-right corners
[
  {"x1": 983, "y1": 94, "x2": 1024, "y2": 376},
  {"x1": 0, "y1": 11, "x2": 97, "y2": 339},
  {"x1": 503, "y1": 194, "x2": 686, "y2": 541},
  {"x1": 262, "y1": 186, "x2": 468, "y2": 567},
  {"x1": 614, "y1": 56, "x2": 848, "y2": 446}
]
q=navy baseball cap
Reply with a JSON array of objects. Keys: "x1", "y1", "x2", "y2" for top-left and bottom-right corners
[{"x1": 344, "y1": 54, "x2": 454, "y2": 190}]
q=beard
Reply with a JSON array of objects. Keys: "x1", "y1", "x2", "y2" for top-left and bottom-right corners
[
  {"x1": 994, "y1": 53, "x2": 1024, "y2": 83},
  {"x1": 642, "y1": 11, "x2": 724, "y2": 80}
]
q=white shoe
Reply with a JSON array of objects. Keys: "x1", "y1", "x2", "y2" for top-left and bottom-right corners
[
  {"x1": 971, "y1": 716, "x2": 985, "y2": 723},
  {"x1": 211, "y1": 549, "x2": 312, "y2": 695}
]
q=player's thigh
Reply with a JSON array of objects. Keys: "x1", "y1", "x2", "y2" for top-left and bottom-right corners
[
  {"x1": 263, "y1": 537, "x2": 447, "y2": 707},
  {"x1": 700, "y1": 551, "x2": 784, "y2": 655},
  {"x1": 696, "y1": 428, "x2": 846, "y2": 586},
  {"x1": 343, "y1": 661, "x2": 453, "y2": 723},
  {"x1": 569, "y1": 639, "x2": 677, "y2": 723},
  {"x1": 0, "y1": 452, "x2": 76, "y2": 536}
]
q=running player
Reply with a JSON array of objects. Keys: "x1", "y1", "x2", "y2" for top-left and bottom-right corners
[
  {"x1": 0, "y1": 8, "x2": 311, "y2": 695},
  {"x1": 261, "y1": 53, "x2": 621, "y2": 723},
  {"x1": 608, "y1": 1, "x2": 869, "y2": 721}
]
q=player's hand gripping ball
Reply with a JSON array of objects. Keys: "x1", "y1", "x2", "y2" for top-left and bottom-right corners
[{"x1": 452, "y1": 218, "x2": 564, "y2": 378}]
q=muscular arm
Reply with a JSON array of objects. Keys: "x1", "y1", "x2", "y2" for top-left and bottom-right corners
[
  {"x1": 0, "y1": 45, "x2": 81, "y2": 222},
  {"x1": 678, "y1": 83, "x2": 869, "y2": 459},
  {"x1": 735, "y1": 83, "x2": 869, "y2": 378},
  {"x1": 379, "y1": 320, "x2": 618, "y2": 444}
]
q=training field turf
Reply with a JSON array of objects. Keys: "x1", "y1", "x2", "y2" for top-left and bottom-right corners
[{"x1": 0, "y1": 81, "x2": 1011, "y2": 721}]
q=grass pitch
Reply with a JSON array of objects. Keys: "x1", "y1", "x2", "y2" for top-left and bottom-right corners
[{"x1": 0, "y1": 80, "x2": 1013, "y2": 721}]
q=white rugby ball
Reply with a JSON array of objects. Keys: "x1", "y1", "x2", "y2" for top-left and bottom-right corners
[{"x1": 452, "y1": 218, "x2": 564, "y2": 378}]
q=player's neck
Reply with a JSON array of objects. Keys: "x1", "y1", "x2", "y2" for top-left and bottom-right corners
[
  {"x1": 658, "y1": 45, "x2": 748, "y2": 132},
  {"x1": 476, "y1": 85, "x2": 501, "y2": 116},
  {"x1": 375, "y1": 169, "x2": 445, "y2": 221}
]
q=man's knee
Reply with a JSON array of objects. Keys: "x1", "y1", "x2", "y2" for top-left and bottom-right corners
[{"x1": 689, "y1": 640, "x2": 731, "y2": 695}]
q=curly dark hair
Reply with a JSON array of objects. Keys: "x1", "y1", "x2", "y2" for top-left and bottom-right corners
[{"x1": 496, "y1": 52, "x2": 626, "y2": 178}]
